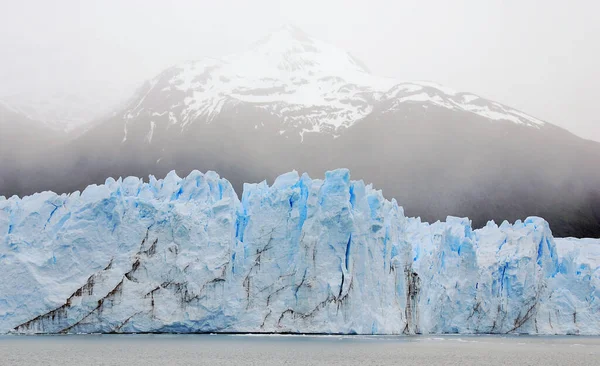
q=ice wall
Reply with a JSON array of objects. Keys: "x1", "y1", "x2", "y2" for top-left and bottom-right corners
[{"x1": 0, "y1": 169, "x2": 598, "y2": 334}]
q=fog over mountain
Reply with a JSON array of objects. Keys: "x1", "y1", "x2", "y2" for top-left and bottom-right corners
[
  {"x1": 1, "y1": 24, "x2": 599, "y2": 237},
  {"x1": 1, "y1": 1, "x2": 599, "y2": 142}
]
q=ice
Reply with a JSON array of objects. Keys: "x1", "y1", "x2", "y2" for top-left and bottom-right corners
[
  {"x1": 554, "y1": 238, "x2": 600, "y2": 269},
  {"x1": 0, "y1": 169, "x2": 597, "y2": 334}
]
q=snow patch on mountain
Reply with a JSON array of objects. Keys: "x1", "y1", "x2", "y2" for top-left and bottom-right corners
[
  {"x1": 145, "y1": 121, "x2": 156, "y2": 144},
  {"x1": 381, "y1": 85, "x2": 545, "y2": 128}
]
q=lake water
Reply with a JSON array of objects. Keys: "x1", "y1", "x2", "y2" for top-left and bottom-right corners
[{"x1": 0, "y1": 334, "x2": 598, "y2": 365}]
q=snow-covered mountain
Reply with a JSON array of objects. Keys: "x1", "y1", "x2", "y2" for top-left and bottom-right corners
[
  {"x1": 2, "y1": 26, "x2": 600, "y2": 238},
  {"x1": 121, "y1": 25, "x2": 546, "y2": 143},
  {"x1": 0, "y1": 88, "x2": 132, "y2": 133},
  {"x1": 2, "y1": 169, "x2": 599, "y2": 335}
]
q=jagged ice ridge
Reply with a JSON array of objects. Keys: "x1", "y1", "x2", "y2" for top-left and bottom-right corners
[{"x1": 0, "y1": 169, "x2": 598, "y2": 334}]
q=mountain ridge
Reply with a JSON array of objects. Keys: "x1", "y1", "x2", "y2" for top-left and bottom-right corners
[
  {"x1": 1, "y1": 25, "x2": 599, "y2": 238},
  {"x1": 118, "y1": 25, "x2": 548, "y2": 146}
]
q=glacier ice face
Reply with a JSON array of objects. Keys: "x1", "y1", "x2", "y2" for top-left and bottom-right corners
[{"x1": 0, "y1": 169, "x2": 598, "y2": 335}]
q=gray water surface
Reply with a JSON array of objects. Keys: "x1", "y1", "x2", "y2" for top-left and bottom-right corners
[{"x1": 0, "y1": 334, "x2": 598, "y2": 365}]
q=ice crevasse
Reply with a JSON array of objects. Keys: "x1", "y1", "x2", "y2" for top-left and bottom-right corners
[{"x1": 0, "y1": 169, "x2": 598, "y2": 335}]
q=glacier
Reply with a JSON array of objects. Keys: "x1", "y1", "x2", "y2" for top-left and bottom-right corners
[{"x1": 0, "y1": 169, "x2": 598, "y2": 335}]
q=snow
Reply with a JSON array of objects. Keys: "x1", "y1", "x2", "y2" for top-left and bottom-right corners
[
  {"x1": 381, "y1": 87, "x2": 547, "y2": 128},
  {"x1": 120, "y1": 26, "x2": 548, "y2": 141},
  {"x1": 459, "y1": 104, "x2": 527, "y2": 124},
  {"x1": 412, "y1": 81, "x2": 458, "y2": 95},
  {"x1": 137, "y1": 26, "x2": 393, "y2": 131},
  {"x1": 145, "y1": 121, "x2": 156, "y2": 144},
  {"x1": 398, "y1": 93, "x2": 432, "y2": 103},
  {"x1": 508, "y1": 108, "x2": 545, "y2": 126},
  {"x1": 387, "y1": 84, "x2": 424, "y2": 95},
  {"x1": 1, "y1": 169, "x2": 598, "y2": 335},
  {"x1": 462, "y1": 94, "x2": 479, "y2": 103},
  {"x1": 299, "y1": 124, "x2": 322, "y2": 142},
  {"x1": 124, "y1": 79, "x2": 157, "y2": 121}
]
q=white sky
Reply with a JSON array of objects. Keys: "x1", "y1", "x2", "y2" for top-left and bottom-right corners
[{"x1": 1, "y1": 0, "x2": 598, "y2": 141}]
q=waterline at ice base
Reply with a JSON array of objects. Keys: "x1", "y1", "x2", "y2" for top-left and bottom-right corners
[{"x1": 1, "y1": 169, "x2": 598, "y2": 335}]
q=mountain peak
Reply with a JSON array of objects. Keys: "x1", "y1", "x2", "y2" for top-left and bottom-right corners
[
  {"x1": 251, "y1": 24, "x2": 314, "y2": 51},
  {"x1": 122, "y1": 24, "x2": 546, "y2": 138},
  {"x1": 271, "y1": 24, "x2": 313, "y2": 43},
  {"x1": 242, "y1": 25, "x2": 369, "y2": 75}
]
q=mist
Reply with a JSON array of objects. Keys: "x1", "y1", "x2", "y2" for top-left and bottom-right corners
[
  {"x1": 1, "y1": 0, "x2": 599, "y2": 141},
  {"x1": 1, "y1": 0, "x2": 600, "y2": 239},
  {"x1": 3, "y1": 1, "x2": 600, "y2": 342}
]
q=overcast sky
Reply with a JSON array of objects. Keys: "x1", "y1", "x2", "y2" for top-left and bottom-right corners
[{"x1": 1, "y1": 0, "x2": 598, "y2": 141}]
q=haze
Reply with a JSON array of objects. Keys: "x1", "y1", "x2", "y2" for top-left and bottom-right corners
[{"x1": 0, "y1": 0, "x2": 599, "y2": 141}]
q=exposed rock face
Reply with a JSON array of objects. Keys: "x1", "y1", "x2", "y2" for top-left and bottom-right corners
[{"x1": 1, "y1": 169, "x2": 598, "y2": 334}]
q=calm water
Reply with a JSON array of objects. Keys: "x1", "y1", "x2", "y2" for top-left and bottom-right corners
[{"x1": 0, "y1": 334, "x2": 598, "y2": 365}]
